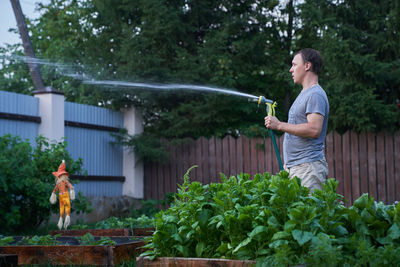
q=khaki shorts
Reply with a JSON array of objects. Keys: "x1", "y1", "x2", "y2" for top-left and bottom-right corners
[{"x1": 286, "y1": 159, "x2": 328, "y2": 192}]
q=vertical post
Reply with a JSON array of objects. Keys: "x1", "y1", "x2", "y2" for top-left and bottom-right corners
[
  {"x1": 122, "y1": 107, "x2": 144, "y2": 198},
  {"x1": 34, "y1": 89, "x2": 65, "y2": 142}
]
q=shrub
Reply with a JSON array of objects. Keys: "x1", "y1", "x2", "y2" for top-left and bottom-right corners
[
  {"x1": 0, "y1": 134, "x2": 90, "y2": 235},
  {"x1": 141, "y1": 167, "x2": 400, "y2": 266}
]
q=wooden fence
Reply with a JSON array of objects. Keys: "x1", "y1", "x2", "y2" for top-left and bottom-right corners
[{"x1": 144, "y1": 131, "x2": 400, "y2": 205}]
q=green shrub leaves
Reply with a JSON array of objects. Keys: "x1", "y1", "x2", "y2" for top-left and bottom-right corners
[{"x1": 142, "y1": 169, "x2": 400, "y2": 265}]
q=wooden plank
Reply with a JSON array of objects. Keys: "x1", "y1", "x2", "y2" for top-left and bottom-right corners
[
  {"x1": 162, "y1": 140, "x2": 172, "y2": 195},
  {"x1": 256, "y1": 138, "x2": 266, "y2": 175},
  {"x1": 183, "y1": 141, "x2": 192, "y2": 180},
  {"x1": 157, "y1": 156, "x2": 164, "y2": 202},
  {"x1": 222, "y1": 136, "x2": 230, "y2": 176},
  {"x1": 113, "y1": 241, "x2": 147, "y2": 265},
  {"x1": 0, "y1": 241, "x2": 144, "y2": 266},
  {"x1": 136, "y1": 256, "x2": 257, "y2": 267},
  {"x1": 229, "y1": 136, "x2": 237, "y2": 176},
  {"x1": 208, "y1": 137, "x2": 217, "y2": 183},
  {"x1": 385, "y1": 132, "x2": 395, "y2": 204},
  {"x1": 50, "y1": 229, "x2": 130, "y2": 237},
  {"x1": 176, "y1": 143, "x2": 184, "y2": 188},
  {"x1": 236, "y1": 136, "x2": 244, "y2": 175},
  {"x1": 376, "y1": 132, "x2": 386, "y2": 203},
  {"x1": 151, "y1": 162, "x2": 157, "y2": 200},
  {"x1": 325, "y1": 132, "x2": 335, "y2": 178},
  {"x1": 367, "y1": 132, "x2": 377, "y2": 199},
  {"x1": 194, "y1": 138, "x2": 202, "y2": 181},
  {"x1": 144, "y1": 163, "x2": 151, "y2": 199},
  {"x1": 350, "y1": 131, "x2": 360, "y2": 202},
  {"x1": 201, "y1": 137, "x2": 209, "y2": 184},
  {"x1": 264, "y1": 135, "x2": 272, "y2": 174},
  {"x1": 0, "y1": 254, "x2": 17, "y2": 267},
  {"x1": 242, "y1": 136, "x2": 251, "y2": 174},
  {"x1": 359, "y1": 132, "x2": 369, "y2": 195},
  {"x1": 0, "y1": 245, "x2": 108, "y2": 266},
  {"x1": 334, "y1": 132, "x2": 344, "y2": 196},
  {"x1": 395, "y1": 132, "x2": 400, "y2": 202},
  {"x1": 215, "y1": 138, "x2": 223, "y2": 182},
  {"x1": 170, "y1": 144, "x2": 178, "y2": 193},
  {"x1": 250, "y1": 138, "x2": 259, "y2": 175},
  {"x1": 187, "y1": 139, "x2": 196, "y2": 181},
  {"x1": 342, "y1": 131, "x2": 352, "y2": 204}
]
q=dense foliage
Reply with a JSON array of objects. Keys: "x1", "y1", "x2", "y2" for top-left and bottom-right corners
[
  {"x1": 71, "y1": 215, "x2": 155, "y2": 230},
  {"x1": 141, "y1": 168, "x2": 400, "y2": 266},
  {"x1": 0, "y1": 134, "x2": 91, "y2": 235},
  {"x1": 0, "y1": 0, "x2": 398, "y2": 143}
]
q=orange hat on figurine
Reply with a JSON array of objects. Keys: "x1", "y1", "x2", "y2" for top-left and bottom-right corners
[{"x1": 52, "y1": 161, "x2": 69, "y2": 178}]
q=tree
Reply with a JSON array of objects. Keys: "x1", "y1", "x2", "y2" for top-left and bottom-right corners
[
  {"x1": 296, "y1": 0, "x2": 400, "y2": 132},
  {"x1": 10, "y1": 0, "x2": 47, "y2": 92},
  {"x1": 0, "y1": 0, "x2": 398, "y2": 139}
]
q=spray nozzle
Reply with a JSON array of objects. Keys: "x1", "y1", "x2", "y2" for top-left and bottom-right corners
[
  {"x1": 257, "y1": 96, "x2": 274, "y2": 105},
  {"x1": 255, "y1": 96, "x2": 277, "y2": 116}
]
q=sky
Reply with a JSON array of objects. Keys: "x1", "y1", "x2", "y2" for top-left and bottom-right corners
[{"x1": 0, "y1": 0, "x2": 50, "y2": 46}]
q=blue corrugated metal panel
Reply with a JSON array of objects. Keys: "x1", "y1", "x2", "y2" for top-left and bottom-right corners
[
  {"x1": 0, "y1": 119, "x2": 38, "y2": 143},
  {"x1": 65, "y1": 102, "x2": 123, "y2": 128},
  {"x1": 65, "y1": 126, "x2": 123, "y2": 176},
  {"x1": 0, "y1": 90, "x2": 39, "y2": 116},
  {"x1": 0, "y1": 90, "x2": 39, "y2": 143},
  {"x1": 74, "y1": 181, "x2": 123, "y2": 197}
]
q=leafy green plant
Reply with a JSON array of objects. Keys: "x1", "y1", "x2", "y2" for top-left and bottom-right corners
[
  {"x1": 16, "y1": 234, "x2": 62, "y2": 246},
  {"x1": 77, "y1": 233, "x2": 116, "y2": 246},
  {"x1": 0, "y1": 236, "x2": 14, "y2": 246},
  {"x1": 130, "y1": 193, "x2": 175, "y2": 218},
  {"x1": 0, "y1": 134, "x2": 92, "y2": 235},
  {"x1": 141, "y1": 168, "x2": 400, "y2": 265}
]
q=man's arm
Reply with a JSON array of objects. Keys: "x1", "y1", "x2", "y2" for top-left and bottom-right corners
[{"x1": 265, "y1": 113, "x2": 324, "y2": 139}]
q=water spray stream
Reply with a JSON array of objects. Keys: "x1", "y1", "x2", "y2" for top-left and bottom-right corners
[{"x1": 2, "y1": 54, "x2": 260, "y2": 101}]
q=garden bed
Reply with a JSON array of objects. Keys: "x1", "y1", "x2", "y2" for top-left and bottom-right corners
[
  {"x1": 50, "y1": 227, "x2": 155, "y2": 237},
  {"x1": 0, "y1": 236, "x2": 145, "y2": 266}
]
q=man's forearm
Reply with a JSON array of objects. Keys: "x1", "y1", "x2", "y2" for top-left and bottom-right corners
[{"x1": 277, "y1": 121, "x2": 321, "y2": 139}]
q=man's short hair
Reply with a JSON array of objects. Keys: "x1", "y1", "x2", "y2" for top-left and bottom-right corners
[{"x1": 295, "y1": 48, "x2": 323, "y2": 75}]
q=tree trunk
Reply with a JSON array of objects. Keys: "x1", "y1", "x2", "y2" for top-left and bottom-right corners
[{"x1": 10, "y1": 0, "x2": 47, "y2": 92}]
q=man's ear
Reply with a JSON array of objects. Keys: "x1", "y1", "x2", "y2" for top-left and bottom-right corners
[{"x1": 305, "y1": 61, "x2": 312, "y2": 71}]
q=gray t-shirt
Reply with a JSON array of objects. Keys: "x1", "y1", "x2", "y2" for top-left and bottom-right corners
[{"x1": 283, "y1": 85, "x2": 329, "y2": 168}]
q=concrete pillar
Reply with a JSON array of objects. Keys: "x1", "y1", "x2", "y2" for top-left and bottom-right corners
[
  {"x1": 122, "y1": 107, "x2": 144, "y2": 198},
  {"x1": 34, "y1": 88, "x2": 65, "y2": 142}
]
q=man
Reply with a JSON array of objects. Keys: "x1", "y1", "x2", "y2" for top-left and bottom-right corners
[{"x1": 265, "y1": 48, "x2": 329, "y2": 192}]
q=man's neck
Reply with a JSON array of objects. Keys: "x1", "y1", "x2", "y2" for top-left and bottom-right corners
[{"x1": 301, "y1": 75, "x2": 319, "y2": 91}]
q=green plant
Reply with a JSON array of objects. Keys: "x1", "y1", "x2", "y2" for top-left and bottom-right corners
[
  {"x1": 77, "y1": 233, "x2": 116, "y2": 246},
  {"x1": 0, "y1": 134, "x2": 91, "y2": 235},
  {"x1": 130, "y1": 193, "x2": 174, "y2": 218},
  {"x1": 16, "y1": 234, "x2": 61, "y2": 246},
  {"x1": 0, "y1": 236, "x2": 14, "y2": 246},
  {"x1": 94, "y1": 215, "x2": 155, "y2": 230},
  {"x1": 141, "y1": 167, "x2": 400, "y2": 266},
  {"x1": 111, "y1": 129, "x2": 168, "y2": 163}
]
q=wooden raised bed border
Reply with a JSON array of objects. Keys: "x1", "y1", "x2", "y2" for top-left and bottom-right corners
[
  {"x1": 136, "y1": 256, "x2": 257, "y2": 267},
  {"x1": 0, "y1": 239, "x2": 145, "y2": 266},
  {"x1": 50, "y1": 227, "x2": 155, "y2": 237}
]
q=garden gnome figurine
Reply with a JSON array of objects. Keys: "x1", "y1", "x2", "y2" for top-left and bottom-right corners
[{"x1": 49, "y1": 160, "x2": 75, "y2": 230}]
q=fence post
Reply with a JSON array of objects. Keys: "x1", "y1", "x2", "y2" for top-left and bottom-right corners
[
  {"x1": 121, "y1": 107, "x2": 144, "y2": 198},
  {"x1": 34, "y1": 88, "x2": 65, "y2": 142}
]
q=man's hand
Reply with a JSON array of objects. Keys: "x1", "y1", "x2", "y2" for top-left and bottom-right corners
[
  {"x1": 265, "y1": 113, "x2": 324, "y2": 139},
  {"x1": 265, "y1": 116, "x2": 281, "y2": 130}
]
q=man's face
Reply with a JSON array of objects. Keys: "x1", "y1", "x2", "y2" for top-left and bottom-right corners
[{"x1": 289, "y1": 53, "x2": 307, "y2": 84}]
